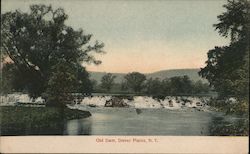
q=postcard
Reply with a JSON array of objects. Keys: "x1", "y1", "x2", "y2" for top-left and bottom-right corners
[{"x1": 0, "y1": 0, "x2": 249, "y2": 153}]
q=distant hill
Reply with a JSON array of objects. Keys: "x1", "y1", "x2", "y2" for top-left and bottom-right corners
[
  {"x1": 89, "y1": 68, "x2": 207, "y2": 83},
  {"x1": 146, "y1": 69, "x2": 206, "y2": 82}
]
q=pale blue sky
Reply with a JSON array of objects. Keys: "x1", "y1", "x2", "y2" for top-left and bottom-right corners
[{"x1": 2, "y1": 0, "x2": 229, "y2": 73}]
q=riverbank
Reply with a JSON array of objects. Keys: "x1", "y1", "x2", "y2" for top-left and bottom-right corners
[{"x1": 0, "y1": 106, "x2": 91, "y2": 135}]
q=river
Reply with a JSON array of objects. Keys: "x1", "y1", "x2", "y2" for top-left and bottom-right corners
[
  {"x1": 64, "y1": 107, "x2": 246, "y2": 136},
  {"x1": 1, "y1": 94, "x2": 247, "y2": 136}
]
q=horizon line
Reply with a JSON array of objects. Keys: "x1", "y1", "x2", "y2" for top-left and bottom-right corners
[{"x1": 86, "y1": 67, "x2": 202, "y2": 74}]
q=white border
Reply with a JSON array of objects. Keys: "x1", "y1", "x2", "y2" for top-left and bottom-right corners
[{"x1": 0, "y1": 136, "x2": 248, "y2": 153}]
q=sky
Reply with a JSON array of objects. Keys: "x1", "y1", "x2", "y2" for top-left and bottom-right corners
[{"x1": 2, "y1": 0, "x2": 230, "y2": 73}]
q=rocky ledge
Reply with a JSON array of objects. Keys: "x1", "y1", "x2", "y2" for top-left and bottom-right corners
[{"x1": 104, "y1": 97, "x2": 129, "y2": 107}]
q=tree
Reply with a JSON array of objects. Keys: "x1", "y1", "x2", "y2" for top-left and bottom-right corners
[
  {"x1": 213, "y1": 0, "x2": 250, "y2": 42},
  {"x1": 100, "y1": 73, "x2": 116, "y2": 92},
  {"x1": 0, "y1": 63, "x2": 16, "y2": 94},
  {"x1": 168, "y1": 76, "x2": 193, "y2": 95},
  {"x1": 161, "y1": 78, "x2": 171, "y2": 96},
  {"x1": 193, "y1": 80, "x2": 210, "y2": 94},
  {"x1": 1, "y1": 5, "x2": 104, "y2": 100},
  {"x1": 181, "y1": 75, "x2": 194, "y2": 94},
  {"x1": 123, "y1": 72, "x2": 146, "y2": 93},
  {"x1": 44, "y1": 61, "x2": 77, "y2": 107},
  {"x1": 200, "y1": 42, "x2": 247, "y2": 97},
  {"x1": 199, "y1": 0, "x2": 249, "y2": 100},
  {"x1": 145, "y1": 78, "x2": 163, "y2": 95},
  {"x1": 76, "y1": 65, "x2": 94, "y2": 95}
]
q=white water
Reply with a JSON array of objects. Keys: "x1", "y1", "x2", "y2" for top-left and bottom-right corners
[
  {"x1": 0, "y1": 94, "x2": 244, "y2": 136},
  {"x1": 0, "y1": 93, "x2": 235, "y2": 111},
  {"x1": 0, "y1": 93, "x2": 45, "y2": 106},
  {"x1": 71, "y1": 95, "x2": 211, "y2": 110}
]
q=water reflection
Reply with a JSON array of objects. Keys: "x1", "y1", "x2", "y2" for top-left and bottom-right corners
[
  {"x1": 64, "y1": 117, "x2": 92, "y2": 135},
  {"x1": 63, "y1": 108, "x2": 247, "y2": 136},
  {"x1": 1, "y1": 108, "x2": 248, "y2": 136}
]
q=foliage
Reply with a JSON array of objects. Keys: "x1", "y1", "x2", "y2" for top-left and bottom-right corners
[
  {"x1": 155, "y1": 76, "x2": 206, "y2": 96},
  {"x1": 213, "y1": 0, "x2": 250, "y2": 42},
  {"x1": 193, "y1": 80, "x2": 210, "y2": 94},
  {"x1": 199, "y1": 0, "x2": 249, "y2": 110},
  {"x1": 123, "y1": 72, "x2": 146, "y2": 93},
  {"x1": 0, "y1": 106, "x2": 91, "y2": 135},
  {"x1": 1, "y1": 5, "x2": 104, "y2": 107},
  {"x1": 1, "y1": 5, "x2": 104, "y2": 101},
  {"x1": 76, "y1": 65, "x2": 94, "y2": 95},
  {"x1": 44, "y1": 61, "x2": 77, "y2": 107},
  {"x1": 121, "y1": 75, "x2": 210, "y2": 96},
  {"x1": 199, "y1": 41, "x2": 249, "y2": 98},
  {"x1": 100, "y1": 73, "x2": 116, "y2": 92},
  {"x1": 0, "y1": 63, "x2": 18, "y2": 94},
  {"x1": 209, "y1": 115, "x2": 249, "y2": 136},
  {"x1": 169, "y1": 76, "x2": 193, "y2": 95},
  {"x1": 145, "y1": 78, "x2": 163, "y2": 95}
]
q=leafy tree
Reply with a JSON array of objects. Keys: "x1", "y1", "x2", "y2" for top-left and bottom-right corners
[
  {"x1": 199, "y1": 0, "x2": 249, "y2": 100},
  {"x1": 44, "y1": 61, "x2": 77, "y2": 107},
  {"x1": 162, "y1": 76, "x2": 203, "y2": 95},
  {"x1": 161, "y1": 78, "x2": 171, "y2": 96},
  {"x1": 145, "y1": 78, "x2": 163, "y2": 95},
  {"x1": 1, "y1": 5, "x2": 104, "y2": 99},
  {"x1": 0, "y1": 63, "x2": 16, "y2": 94},
  {"x1": 123, "y1": 72, "x2": 146, "y2": 93},
  {"x1": 76, "y1": 65, "x2": 94, "y2": 95},
  {"x1": 213, "y1": 0, "x2": 250, "y2": 42},
  {"x1": 181, "y1": 75, "x2": 194, "y2": 94},
  {"x1": 167, "y1": 76, "x2": 193, "y2": 95},
  {"x1": 193, "y1": 80, "x2": 210, "y2": 94},
  {"x1": 121, "y1": 80, "x2": 129, "y2": 91},
  {"x1": 200, "y1": 42, "x2": 247, "y2": 97},
  {"x1": 100, "y1": 73, "x2": 116, "y2": 92}
]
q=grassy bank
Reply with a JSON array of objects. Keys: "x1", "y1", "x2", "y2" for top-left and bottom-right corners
[
  {"x1": 207, "y1": 99, "x2": 249, "y2": 136},
  {"x1": 0, "y1": 106, "x2": 91, "y2": 135}
]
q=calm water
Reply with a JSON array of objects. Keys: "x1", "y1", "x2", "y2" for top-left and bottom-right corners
[
  {"x1": 1, "y1": 107, "x2": 247, "y2": 136},
  {"x1": 63, "y1": 108, "x2": 247, "y2": 136}
]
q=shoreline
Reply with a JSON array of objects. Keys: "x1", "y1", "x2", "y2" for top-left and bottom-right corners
[{"x1": 0, "y1": 106, "x2": 91, "y2": 135}]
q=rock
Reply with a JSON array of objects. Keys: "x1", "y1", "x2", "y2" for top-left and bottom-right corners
[
  {"x1": 104, "y1": 97, "x2": 129, "y2": 107},
  {"x1": 196, "y1": 102, "x2": 202, "y2": 107},
  {"x1": 169, "y1": 101, "x2": 174, "y2": 107},
  {"x1": 88, "y1": 104, "x2": 97, "y2": 107},
  {"x1": 135, "y1": 108, "x2": 142, "y2": 114}
]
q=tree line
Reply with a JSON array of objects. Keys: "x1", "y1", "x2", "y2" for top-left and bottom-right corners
[
  {"x1": 1, "y1": 0, "x2": 249, "y2": 111},
  {"x1": 199, "y1": 0, "x2": 249, "y2": 113},
  {"x1": 96, "y1": 72, "x2": 210, "y2": 96},
  {"x1": 1, "y1": 5, "x2": 103, "y2": 107}
]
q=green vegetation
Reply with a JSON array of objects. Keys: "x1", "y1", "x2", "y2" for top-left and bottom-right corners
[
  {"x1": 89, "y1": 68, "x2": 206, "y2": 84},
  {"x1": 44, "y1": 61, "x2": 77, "y2": 107},
  {"x1": 0, "y1": 106, "x2": 91, "y2": 135},
  {"x1": 145, "y1": 78, "x2": 162, "y2": 95},
  {"x1": 100, "y1": 73, "x2": 116, "y2": 92},
  {"x1": 94, "y1": 73, "x2": 210, "y2": 96},
  {"x1": 199, "y1": 0, "x2": 249, "y2": 114},
  {"x1": 123, "y1": 72, "x2": 146, "y2": 93},
  {"x1": 144, "y1": 76, "x2": 210, "y2": 96},
  {"x1": 209, "y1": 116, "x2": 249, "y2": 136},
  {"x1": 1, "y1": 5, "x2": 104, "y2": 106}
]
